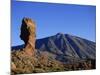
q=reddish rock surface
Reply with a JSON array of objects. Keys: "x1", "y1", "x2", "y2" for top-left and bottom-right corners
[{"x1": 20, "y1": 18, "x2": 36, "y2": 56}]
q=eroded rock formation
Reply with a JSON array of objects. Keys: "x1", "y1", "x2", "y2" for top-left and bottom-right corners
[{"x1": 20, "y1": 17, "x2": 36, "y2": 56}]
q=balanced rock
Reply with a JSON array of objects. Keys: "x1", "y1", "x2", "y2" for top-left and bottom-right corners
[{"x1": 20, "y1": 17, "x2": 36, "y2": 56}]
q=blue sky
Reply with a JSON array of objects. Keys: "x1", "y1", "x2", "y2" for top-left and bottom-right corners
[{"x1": 11, "y1": 1, "x2": 96, "y2": 46}]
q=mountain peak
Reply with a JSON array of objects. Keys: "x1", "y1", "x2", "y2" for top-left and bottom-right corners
[
  {"x1": 56, "y1": 32, "x2": 64, "y2": 36},
  {"x1": 56, "y1": 32, "x2": 66, "y2": 39},
  {"x1": 56, "y1": 32, "x2": 64, "y2": 35}
]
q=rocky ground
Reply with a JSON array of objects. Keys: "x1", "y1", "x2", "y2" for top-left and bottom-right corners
[{"x1": 11, "y1": 49, "x2": 95, "y2": 75}]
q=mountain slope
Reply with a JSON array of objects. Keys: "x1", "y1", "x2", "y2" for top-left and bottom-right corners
[
  {"x1": 35, "y1": 33, "x2": 95, "y2": 62},
  {"x1": 12, "y1": 33, "x2": 96, "y2": 63}
]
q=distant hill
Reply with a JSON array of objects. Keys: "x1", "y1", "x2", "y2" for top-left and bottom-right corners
[{"x1": 12, "y1": 33, "x2": 96, "y2": 63}]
